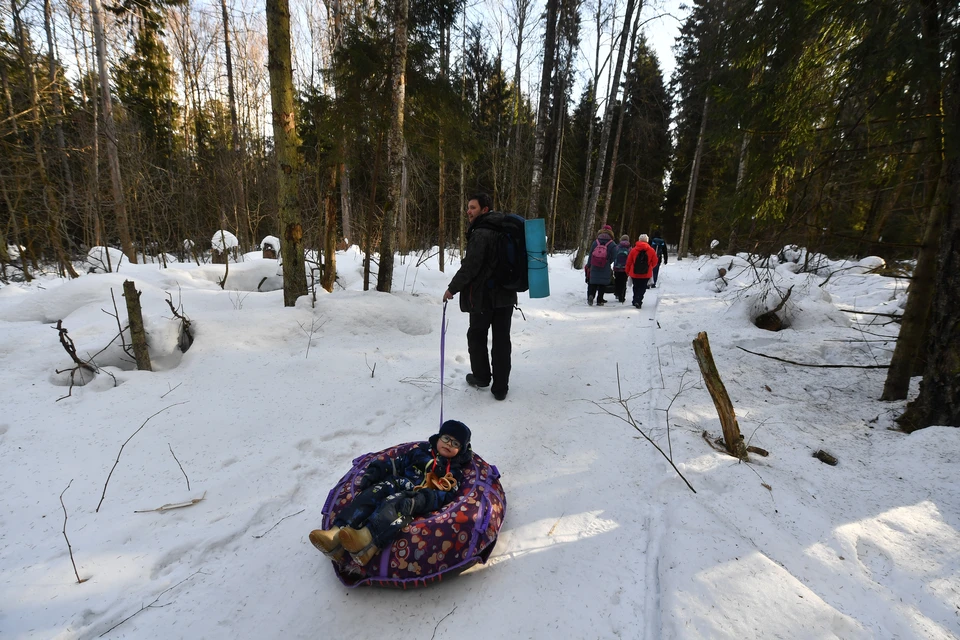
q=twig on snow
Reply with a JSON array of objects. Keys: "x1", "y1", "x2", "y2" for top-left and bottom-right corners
[
  {"x1": 592, "y1": 369, "x2": 697, "y2": 493},
  {"x1": 134, "y1": 493, "x2": 206, "y2": 513},
  {"x1": 97, "y1": 403, "x2": 189, "y2": 512},
  {"x1": 253, "y1": 508, "x2": 305, "y2": 539},
  {"x1": 168, "y1": 443, "x2": 190, "y2": 490},
  {"x1": 430, "y1": 605, "x2": 457, "y2": 640},
  {"x1": 99, "y1": 570, "x2": 204, "y2": 637},
  {"x1": 60, "y1": 480, "x2": 86, "y2": 584}
]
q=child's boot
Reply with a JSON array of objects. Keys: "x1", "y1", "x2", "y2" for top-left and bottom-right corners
[
  {"x1": 350, "y1": 543, "x2": 380, "y2": 566},
  {"x1": 338, "y1": 525, "x2": 373, "y2": 553},
  {"x1": 308, "y1": 527, "x2": 344, "y2": 561}
]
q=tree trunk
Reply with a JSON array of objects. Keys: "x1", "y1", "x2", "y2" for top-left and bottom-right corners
[
  {"x1": 123, "y1": 280, "x2": 152, "y2": 371},
  {"x1": 898, "y1": 23, "x2": 960, "y2": 431},
  {"x1": 322, "y1": 166, "x2": 337, "y2": 292},
  {"x1": 89, "y1": 0, "x2": 136, "y2": 264},
  {"x1": 526, "y1": 0, "x2": 559, "y2": 219},
  {"x1": 220, "y1": 0, "x2": 248, "y2": 247},
  {"x1": 573, "y1": 2, "x2": 606, "y2": 268},
  {"x1": 377, "y1": 0, "x2": 409, "y2": 293},
  {"x1": 881, "y1": 0, "x2": 944, "y2": 400},
  {"x1": 266, "y1": 0, "x2": 308, "y2": 305},
  {"x1": 678, "y1": 87, "x2": 710, "y2": 261},
  {"x1": 578, "y1": 0, "x2": 637, "y2": 263},
  {"x1": 509, "y1": 0, "x2": 530, "y2": 212},
  {"x1": 12, "y1": 0, "x2": 78, "y2": 278},
  {"x1": 43, "y1": 0, "x2": 77, "y2": 217},
  {"x1": 601, "y1": 6, "x2": 642, "y2": 228},
  {"x1": 439, "y1": 136, "x2": 446, "y2": 272}
]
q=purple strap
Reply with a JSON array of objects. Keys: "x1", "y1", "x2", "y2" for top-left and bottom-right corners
[{"x1": 439, "y1": 300, "x2": 448, "y2": 429}]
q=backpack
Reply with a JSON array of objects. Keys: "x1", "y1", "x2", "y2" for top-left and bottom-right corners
[
  {"x1": 474, "y1": 212, "x2": 529, "y2": 293},
  {"x1": 590, "y1": 241, "x2": 610, "y2": 268},
  {"x1": 633, "y1": 248, "x2": 649, "y2": 275},
  {"x1": 614, "y1": 246, "x2": 630, "y2": 271}
]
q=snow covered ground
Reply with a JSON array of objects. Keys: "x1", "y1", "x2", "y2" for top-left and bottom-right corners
[{"x1": 0, "y1": 246, "x2": 957, "y2": 639}]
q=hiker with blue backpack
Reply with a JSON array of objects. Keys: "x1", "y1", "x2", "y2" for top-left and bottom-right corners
[
  {"x1": 649, "y1": 230, "x2": 668, "y2": 288},
  {"x1": 625, "y1": 234, "x2": 659, "y2": 309},
  {"x1": 585, "y1": 225, "x2": 618, "y2": 306},
  {"x1": 613, "y1": 234, "x2": 632, "y2": 303},
  {"x1": 443, "y1": 193, "x2": 517, "y2": 401}
]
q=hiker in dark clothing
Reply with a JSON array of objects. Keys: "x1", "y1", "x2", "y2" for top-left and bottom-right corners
[
  {"x1": 586, "y1": 226, "x2": 617, "y2": 306},
  {"x1": 309, "y1": 420, "x2": 472, "y2": 566},
  {"x1": 613, "y1": 234, "x2": 632, "y2": 303},
  {"x1": 649, "y1": 230, "x2": 668, "y2": 288},
  {"x1": 443, "y1": 193, "x2": 517, "y2": 401}
]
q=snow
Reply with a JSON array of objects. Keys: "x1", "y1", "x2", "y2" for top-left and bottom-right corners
[
  {"x1": 211, "y1": 230, "x2": 239, "y2": 252},
  {"x1": 260, "y1": 236, "x2": 280, "y2": 251},
  {"x1": 0, "y1": 247, "x2": 958, "y2": 640}
]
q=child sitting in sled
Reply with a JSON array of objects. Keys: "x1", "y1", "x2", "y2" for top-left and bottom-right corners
[{"x1": 309, "y1": 419, "x2": 472, "y2": 565}]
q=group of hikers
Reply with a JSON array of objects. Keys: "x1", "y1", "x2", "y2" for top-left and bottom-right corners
[{"x1": 585, "y1": 226, "x2": 667, "y2": 309}]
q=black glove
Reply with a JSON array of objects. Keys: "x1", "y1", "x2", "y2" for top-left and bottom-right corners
[
  {"x1": 399, "y1": 492, "x2": 427, "y2": 517},
  {"x1": 356, "y1": 471, "x2": 377, "y2": 491}
]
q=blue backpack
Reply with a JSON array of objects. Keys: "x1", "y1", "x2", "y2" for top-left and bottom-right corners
[{"x1": 614, "y1": 245, "x2": 630, "y2": 271}]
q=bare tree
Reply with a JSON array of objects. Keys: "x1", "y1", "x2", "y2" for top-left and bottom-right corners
[
  {"x1": 266, "y1": 0, "x2": 307, "y2": 305},
  {"x1": 89, "y1": 0, "x2": 136, "y2": 263},
  {"x1": 576, "y1": 0, "x2": 637, "y2": 265},
  {"x1": 376, "y1": 0, "x2": 410, "y2": 293},
  {"x1": 527, "y1": 0, "x2": 560, "y2": 219}
]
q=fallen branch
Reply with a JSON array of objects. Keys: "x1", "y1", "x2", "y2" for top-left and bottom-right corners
[
  {"x1": 736, "y1": 346, "x2": 889, "y2": 369},
  {"x1": 54, "y1": 321, "x2": 97, "y2": 401},
  {"x1": 97, "y1": 403, "x2": 189, "y2": 512},
  {"x1": 99, "y1": 570, "x2": 204, "y2": 637},
  {"x1": 168, "y1": 443, "x2": 190, "y2": 490},
  {"x1": 253, "y1": 508, "x2": 305, "y2": 539},
  {"x1": 60, "y1": 480, "x2": 87, "y2": 584},
  {"x1": 134, "y1": 492, "x2": 206, "y2": 513},
  {"x1": 165, "y1": 288, "x2": 193, "y2": 352},
  {"x1": 838, "y1": 309, "x2": 901, "y2": 318}
]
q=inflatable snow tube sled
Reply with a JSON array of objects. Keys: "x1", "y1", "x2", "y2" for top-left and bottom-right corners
[{"x1": 321, "y1": 442, "x2": 506, "y2": 588}]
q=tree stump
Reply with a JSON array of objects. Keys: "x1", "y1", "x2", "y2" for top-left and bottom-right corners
[
  {"x1": 692, "y1": 331, "x2": 747, "y2": 459},
  {"x1": 123, "y1": 280, "x2": 152, "y2": 371}
]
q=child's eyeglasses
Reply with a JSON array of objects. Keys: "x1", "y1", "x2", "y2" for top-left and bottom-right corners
[{"x1": 439, "y1": 434, "x2": 461, "y2": 449}]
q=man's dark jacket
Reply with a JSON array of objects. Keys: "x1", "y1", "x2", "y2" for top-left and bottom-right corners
[{"x1": 447, "y1": 212, "x2": 518, "y2": 313}]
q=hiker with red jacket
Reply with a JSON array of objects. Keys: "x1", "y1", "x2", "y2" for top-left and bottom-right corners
[
  {"x1": 585, "y1": 225, "x2": 618, "y2": 306},
  {"x1": 625, "y1": 234, "x2": 659, "y2": 309}
]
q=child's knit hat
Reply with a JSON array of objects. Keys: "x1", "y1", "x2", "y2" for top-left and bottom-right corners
[
  {"x1": 439, "y1": 420, "x2": 471, "y2": 448},
  {"x1": 639, "y1": 234, "x2": 649, "y2": 243},
  {"x1": 620, "y1": 234, "x2": 630, "y2": 242}
]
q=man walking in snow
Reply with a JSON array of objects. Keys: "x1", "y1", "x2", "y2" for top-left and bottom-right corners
[{"x1": 443, "y1": 193, "x2": 516, "y2": 401}]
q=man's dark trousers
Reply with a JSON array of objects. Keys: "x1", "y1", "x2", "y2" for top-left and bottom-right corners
[{"x1": 467, "y1": 307, "x2": 513, "y2": 395}]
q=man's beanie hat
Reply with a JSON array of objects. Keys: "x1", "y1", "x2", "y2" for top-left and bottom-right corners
[
  {"x1": 639, "y1": 233, "x2": 650, "y2": 242},
  {"x1": 439, "y1": 420, "x2": 471, "y2": 447}
]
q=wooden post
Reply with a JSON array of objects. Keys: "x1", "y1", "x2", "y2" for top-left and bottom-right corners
[
  {"x1": 692, "y1": 331, "x2": 747, "y2": 459},
  {"x1": 123, "y1": 280, "x2": 152, "y2": 371}
]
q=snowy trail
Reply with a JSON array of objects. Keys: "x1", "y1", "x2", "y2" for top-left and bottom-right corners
[
  {"x1": 5, "y1": 249, "x2": 959, "y2": 640},
  {"x1": 114, "y1": 266, "x2": 665, "y2": 640}
]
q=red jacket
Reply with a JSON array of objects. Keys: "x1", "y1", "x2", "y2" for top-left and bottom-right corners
[{"x1": 625, "y1": 241, "x2": 658, "y2": 279}]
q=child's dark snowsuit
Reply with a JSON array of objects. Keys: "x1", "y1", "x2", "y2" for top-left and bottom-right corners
[{"x1": 333, "y1": 437, "x2": 470, "y2": 549}]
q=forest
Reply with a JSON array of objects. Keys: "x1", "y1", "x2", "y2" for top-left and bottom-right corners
[{"x1": 0, "y1": 0, "x2": 958, "y2": 429}]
